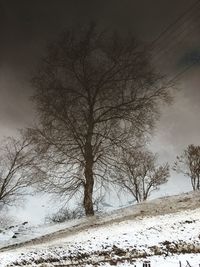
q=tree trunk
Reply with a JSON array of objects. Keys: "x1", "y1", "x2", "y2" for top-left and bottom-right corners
[
  {"x1": 197, "y1": 175, "x2": 200, "y2": 190},
  {"x1": 83, "y1": 123, "x2": 94, "y2": 216},
  {"x1": 191, "y1": 176, "x2": 196, "y2": 190},
  {"x1": 83, "y1": 160, "x2": 94, "y2": 216}
]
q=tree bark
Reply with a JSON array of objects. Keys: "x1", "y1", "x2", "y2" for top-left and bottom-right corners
[
  {"x1": 83, "y1": 120, "x2": 94, "y2": 216},
  {"x1": 197, "y1": 175, "x2": 200, "y2": 190},
  {"x1": 83, "y1": 159, "x2": 94, "y2": 216}
]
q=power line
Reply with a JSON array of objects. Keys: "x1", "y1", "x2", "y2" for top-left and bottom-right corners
[
  {"x1": 149, "y1": 0, "x2": 200, "y2": 66},
  {"x1": 169, "y1": 61, "x2": 198, "y2": 83},
  {"x1": 152, "y1": 10, "x2": 200, "y2": 63},
  {"x1": 152, "y1": 18, "x2": 200, "y2": 66},
  {"x1": 146, "y1": 1, "x2": 200, "y2": 82},
  {"x1": 150, "y1": 0, "x2": 200, "y2": 49},
  {"x1": 150, "y1": 1, "x2": 200, "y2": 61}
]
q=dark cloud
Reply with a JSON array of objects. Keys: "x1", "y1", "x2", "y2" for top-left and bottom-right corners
[
  {"x1": 0, "y1": 0, "x2": 198, "y2": 71},
  {"x1": 179, "y1": 50, "x2": 200, "y2": 67},
  {"x1": 0, "y1": 0, "x2": 199, "y2": 155}
]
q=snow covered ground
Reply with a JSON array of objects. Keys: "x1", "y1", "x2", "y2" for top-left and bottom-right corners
[{"x1": 0, "y1": 191, "x2": 200, "y2": 266}]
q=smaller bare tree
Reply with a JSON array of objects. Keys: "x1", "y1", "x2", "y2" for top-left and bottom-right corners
[
  {"x1": 0, "y1": 136, "x2": 34, "y2": 208},
  {"x1": 173, "y1": 144, "x2": 200, "y2": 191},
  {"x1": 114, "y1": 150, "x2": 169, "y2": 202}
]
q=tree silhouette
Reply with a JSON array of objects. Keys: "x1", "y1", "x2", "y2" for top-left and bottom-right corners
[
  {"x1": 0, "y1": 136, "x2": 34, "y2": 208},
  {"x1": 27, "y1": 24, "x2": 172, "y2": 215},
  {"x1": 114, "y1": 149, "x2": 169, "y2": 202},
  {"x1": 173, "y1": 144, "x2": 200, "y2": 191}
]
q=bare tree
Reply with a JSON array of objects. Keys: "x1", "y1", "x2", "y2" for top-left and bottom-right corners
[
  {"x1": 27, "y1": 23, "x2": 172, "y2": 216},
  {"x1": 173, "y1": 144, "x2": 200, "y2": 191},
  {"x1": 0, "y1": 136, "x2": 33, "y2": 208},
  {"x1": 114, "y1": 150, "x2": 169, "y2": 202}
]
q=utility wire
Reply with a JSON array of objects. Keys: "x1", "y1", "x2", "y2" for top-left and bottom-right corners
[
  {"x1": 150, "y1": 0, "x2": 200, "y2": 49},
  {"x1": 152, "y1": 20, "x2": 200, "y2": 66},
  {"x1": 152, "y1": 11, "x2": 200, "y2": 63},
  {"x1": 149, "y1": 0, "x2": 200, "y2": 65},
  {"x1": 168, "y1": 61, "x2": 198, "y2": 84},
  {"x1": 146, "y1": 1, "x2": 200, "y2": 82},
  {"x1": 150, "y1": 1, "x2": 200, "y2": 61}
]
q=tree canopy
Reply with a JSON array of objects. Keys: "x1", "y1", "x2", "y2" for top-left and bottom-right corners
[
  {"x1": 28, "y1": 24, "x2": 172, "y2": 215},
  {"x1": 173, "y1": 144, "x2": 200, "y2": 191}
]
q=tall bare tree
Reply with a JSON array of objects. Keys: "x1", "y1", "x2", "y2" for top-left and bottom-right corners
[
  {"x1": 173, "y1": 144, "x2": 200, "y2": 191},
  {"x1": 0, "y1": 136, "x2": 34, "y2": 208},
  {"x1": 28, "y1": 24, "x2": 172, "y2": 216},
  {"x1": 114, "y1": 149, "x2": 169, "y2": 202}
]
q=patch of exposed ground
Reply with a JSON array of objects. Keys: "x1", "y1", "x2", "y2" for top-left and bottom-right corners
[{"x1": 8, "y1": 241, "x2": 200, "y2": 267}]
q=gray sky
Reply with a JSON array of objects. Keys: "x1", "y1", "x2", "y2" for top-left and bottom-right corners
[
  {"x1": 0, "y1": 0, "x2": 199, "y2": 138},
  {"x1": 0, "y1": 0, "x2": 200, "y2": 223}
]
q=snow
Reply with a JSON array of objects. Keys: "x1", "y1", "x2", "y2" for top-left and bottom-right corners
[
  {"x1": 0, "y1": 191, "x2": 200, "y2": 266},
  {"x1": 56, "y1": 208, "x2": 200, "y2": 248},
  {"x1": 0, "y1": 217, "x2": 88, "y2": 249},
  {"x1": 0, "y1": 230, "x2": 14, "y2": 242},
  {"x1": 0, "y1": 190, "x2": 198, "y2": 249}
]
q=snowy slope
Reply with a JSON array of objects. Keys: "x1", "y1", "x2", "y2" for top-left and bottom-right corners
[
  {"x1": 1, "y1": 190, "x2": 200, "y2": 250},
  {"x1": 0, "y1": 191, "x2": 200, "y2": 266}
]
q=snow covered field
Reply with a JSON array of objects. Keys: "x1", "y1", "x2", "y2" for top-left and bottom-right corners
[{"x1": 0, "y1": 191, "x2": 200, "y2": 266}]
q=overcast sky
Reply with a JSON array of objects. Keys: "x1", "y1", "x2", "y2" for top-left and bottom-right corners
[
  {"x1": 0, "y1": 0, "x2": 200, "y2": 223},
  {"x1": 0, "y1": 0, "x2": 199, "y2": 140}
]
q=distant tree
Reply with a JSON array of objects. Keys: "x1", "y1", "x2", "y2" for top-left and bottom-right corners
[
  {"x1": 114, "y1": 150, "x2": 169, "y2": 202},
  {"x1": 173, "y1": 144, "x2": 200, "y2": 191},
  {"x1": 27, "y1": 23, "x2": 172, "y2": 216},
  {"x1": 0, "y1": 136, "x2": 33, "y2": 208}
]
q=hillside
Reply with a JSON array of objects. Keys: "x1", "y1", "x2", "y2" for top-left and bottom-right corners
[{"x1": 0, "y1": 191, "x2": 200, "y2": 266}]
